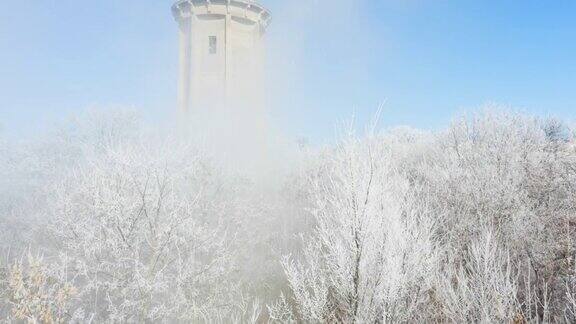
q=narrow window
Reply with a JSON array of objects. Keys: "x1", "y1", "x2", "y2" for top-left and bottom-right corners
[{"x1": 209, "y1": 36, "x2": 217, "y2": 54}]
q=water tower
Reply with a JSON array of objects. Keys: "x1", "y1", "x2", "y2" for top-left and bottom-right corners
[{"x1": 172, "y1": 0, "x2": 271, "y2": 116}]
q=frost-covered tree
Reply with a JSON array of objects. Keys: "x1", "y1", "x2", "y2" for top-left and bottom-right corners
[
  {"x1": 424, "y1": 112, "x2": 576, "y2": 322},
  {"x1": 1, "y1": 108, "x2": 575, "y2": 322},
  {"x1": 46, "y1": 143, "x2": 233, "y2": 321},
  {"x1": 280, "y1": 125, "x2": 438, "y2": 322},
  {"x1": 434, "y1": 230, "x2": 520, "y2": 322},
  {"x1": 277, "y1": 110, "x2": 576, "y2": 323},
  {"x1": 0, "y1": 110, "x2": 273, "y2": 322},
  {"x1": 397, "y1": 111, "x2": 576, "y2": 322}
]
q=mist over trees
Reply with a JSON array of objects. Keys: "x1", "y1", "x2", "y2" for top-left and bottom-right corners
[{"x1": 0, "y1": 109, "x2": 575, "y2": 323}]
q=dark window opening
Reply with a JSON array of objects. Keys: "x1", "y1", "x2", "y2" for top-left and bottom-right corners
[{"x1": 209, "y1": 36, "x2": 217, "y2": 54}]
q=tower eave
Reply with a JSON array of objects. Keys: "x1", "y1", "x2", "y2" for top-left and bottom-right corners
[{"x1": 172, "y1": 0, "x2": 271, "y2": 29}]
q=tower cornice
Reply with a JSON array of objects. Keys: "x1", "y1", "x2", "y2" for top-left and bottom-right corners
[{"x1": 172, "y1": 0, "x2": 271, "y2": 29}]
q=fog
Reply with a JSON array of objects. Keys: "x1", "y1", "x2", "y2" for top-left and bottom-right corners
[
  {"x1": 179, "y1": 0, "x2": 371, "y2": 178},
  {"x1": 1, "y1": 1, "x2": 576, "y2": 323},
  {"x1": 1, "y1": 105, "x2": 575, "y2": 322}
]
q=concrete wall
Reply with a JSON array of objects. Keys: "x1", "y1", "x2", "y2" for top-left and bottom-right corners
[{"x1": 173, "y1": 0, "x2": 270, "y2": 116}]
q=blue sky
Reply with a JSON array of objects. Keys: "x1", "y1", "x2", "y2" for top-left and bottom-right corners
[{"x1": 0, "y1": 0, "x2": 574, "y2": 142}]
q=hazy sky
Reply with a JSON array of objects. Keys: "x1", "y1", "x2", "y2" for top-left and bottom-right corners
[{"x1": 0, "y1": 0, "x2": 574, "y2": 142}]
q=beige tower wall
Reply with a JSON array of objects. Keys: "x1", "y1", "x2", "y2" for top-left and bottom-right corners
[
  {"x1": 173, "y1": 1, "x2": 273, "y2": 173},
  {"x1": 190, "y1": 16, "x2": 227, "y2": 111},
  {"x1": 177, "y1": 18, "x2": 192, "y2": 114},
  {"x1": 227, "y1": 18, "x2": 264, "y2": 110},
  {"x1": 173, "y1": 0, "x2": 271, "y2": 116}
]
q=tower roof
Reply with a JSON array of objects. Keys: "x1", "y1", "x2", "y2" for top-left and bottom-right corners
[{"x1": 172, "y1": 0, "x2": 271, "y2": 29}]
